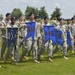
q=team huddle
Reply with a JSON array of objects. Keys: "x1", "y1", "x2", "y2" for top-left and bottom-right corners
[{"x1": 0, "y1": 12, "x2": 75, "y2": 64}]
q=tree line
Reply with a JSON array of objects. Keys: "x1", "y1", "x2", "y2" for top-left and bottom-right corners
[
  {"x1": 1, "y1": 6, "x2": 75, "y2": 20},
  {"x1": 11, "y1": 6, "x2": 62, "y2": 20}
]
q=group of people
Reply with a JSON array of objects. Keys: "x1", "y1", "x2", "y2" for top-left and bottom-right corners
[{"x1": 0, "y1": 12, "x2": 75, "y2": 64}]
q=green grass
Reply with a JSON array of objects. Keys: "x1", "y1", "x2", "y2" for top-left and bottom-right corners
[
  {"x1": 0, "y1": 29, "x2": 75, "y2": 75},
  {"x1": 0, "y1": 51, "x2": 75, "y2": 75}
]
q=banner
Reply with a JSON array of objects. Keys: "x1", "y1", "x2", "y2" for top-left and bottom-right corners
[
  {"x1": 44, "y1": 26, "x2": 56, "y2": 43},
  {"x1": 66, "y1": 30, "x2": 72, "y2": 47},
  {"x1": 7, "y1": 28, "x2": 18, "y2": 47},
  {"x1": 24, "y1": 22, "x2": 36, "y2": 41},
  {"x1": 55, "y1": 30, "x2": 63, "y2": 46}
]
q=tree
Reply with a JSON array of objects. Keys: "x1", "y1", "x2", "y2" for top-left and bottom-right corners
[
  {"x1": 73, "y1": 15, "x2": 75, "y2": 19},
  {"x1": 25, "y1": 6, "x2": 48, "y2": 20},
  {"x1": 11, "y1": 8, "x2": 22, "y2": 19},
  {"x1": 50, "y1": 7, "x2": 62, "y2": 20},
  {"x1": 38, "y1": 6, "x2": 48, "y2": 19},
  {"x1": 25, "y1": 6, "x2": 39, "y2": 19}
]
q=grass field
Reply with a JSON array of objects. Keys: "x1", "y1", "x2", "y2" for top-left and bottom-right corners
[
  {"x1": 0, "y1": 25, "x2": 74, "y2": 75},
  {"x1": 0, "y1": 51, "x2": 75, "y2": 75}
]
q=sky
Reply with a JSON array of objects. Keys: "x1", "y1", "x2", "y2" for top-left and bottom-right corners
[{"x1": 0, "y1": 0, "x2": 75, "y2": 19}]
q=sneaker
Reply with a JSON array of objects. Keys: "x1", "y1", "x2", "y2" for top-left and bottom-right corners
[
  {"x1": 0, "y1": 66, "x2": 1, "y2": 68},
  {"x1": 40, "y1": 55, "x2": 44, "y2": 58},
  {"x1": 34, "y1": 60, "x2": 40, "y2": 63},
  {"x1": 48, "y1": 58, "x2": 54, "y2": 62},
  {"x1": 24, "y1": 56, "x2": 28, "y2": 60},
  {"x1": 11, "y1": 57, "x2": 14, "y2": 61},
  {"x1": 64, "y1": 56, "x2": 68, "y2": 60},
  {"x1": 71, "y1": 51, "x2": 74, "y2": 54}
]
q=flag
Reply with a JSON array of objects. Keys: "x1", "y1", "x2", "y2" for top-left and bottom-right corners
[
  {"x1": 55, "y1": 30, "x2": 63, "y2": 46},
  {"x1": 49, "y1": 26, "x2": 56, "y2": 43},
  {"x1": 43, "y1": 26, "x2": 56, "y2": 43},
  {"x1": 7, "y1": 28, "x2": 18, "y2": 47},
  {"x1": 24, "y1": 22, "x2": 36, "y2": 41},
  {"x1": 66, "y1": 30, "x2": 72, "y2": 47}
]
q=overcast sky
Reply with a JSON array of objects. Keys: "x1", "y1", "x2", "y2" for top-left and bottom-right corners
[{"x1": 0, "y1": 0, "x2": 75, "y2": 19}]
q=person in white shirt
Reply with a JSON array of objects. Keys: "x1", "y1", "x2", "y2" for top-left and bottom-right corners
[
  {"x1": 53, "y1": 18, "x2": 68, "y2": 59},
  {"x1": 20, "y1": 13, "x2": 40, "y2": 63},
  {"x1": 71, "y1": 18, "x2": 75, "y2": 53},
  {"x1": 66, "y1": 19, "x2": 74, "y2": 53},
  {"x1": 38, "y1": 16, "x2": 54, "y2": 62},
  {"x1": 1, "y1": 13, "x2": 11, "y2": 59},
  {"x1": 4, "y1": 16, "x2": 18, "y2": 64}
]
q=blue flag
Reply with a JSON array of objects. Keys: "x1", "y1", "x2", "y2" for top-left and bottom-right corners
[
  {"x1": 66, "y1": 30, "x2": 72, "y2": 47},
  {"x1": 24, "y1": 22, "x2": 36, "y2": 41},
  {"x1": 55, "y1": 30, "x2": 63, "y2": 46},
  {"x1": 7, "y1": 28, "x2": 18, "y2": 47},
  {"x1": 43, "y1": 26, "x2": 56, "y2": 43}
]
